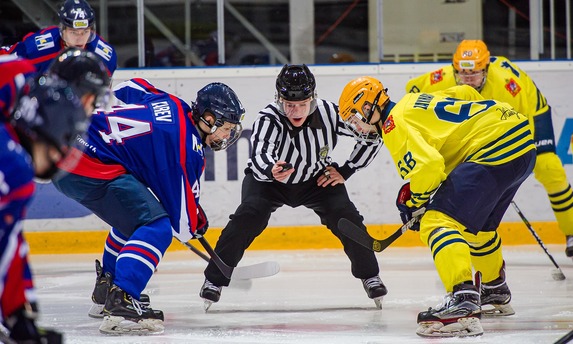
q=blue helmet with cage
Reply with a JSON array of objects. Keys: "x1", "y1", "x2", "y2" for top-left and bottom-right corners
[{"x1": 192, "y1": 82, "x2": 245, "y2": 151}]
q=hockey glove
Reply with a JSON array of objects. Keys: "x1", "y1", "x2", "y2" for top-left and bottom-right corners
[
  {"x1": 395, "y1": 183, "x2": 425, "y2": 231},
  {"x1": 195, "y1": 204, "x2": 209, "y2": 236}
]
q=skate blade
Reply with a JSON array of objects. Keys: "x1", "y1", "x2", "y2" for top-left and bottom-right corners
[
  {"x1": 482, "y1": 303, "x2": 515, "y2": 316},
  {"x1": 88, "y1": 303, "x2": 104, "y2": 319},
  {"x1": 203, "y1": 300, "x2": 214, "y2": 312},
  {"x1": 416, "y1": 317, "x2": 483, "y2": 338},
  {"x1": 373, "y1": 297, "x2": 383, "y2": 310},
  {"x1": 99, "y1": 316, "x2": 164, "y2": 335}
]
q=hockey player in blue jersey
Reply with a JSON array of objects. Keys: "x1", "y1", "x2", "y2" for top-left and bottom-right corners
[
  {"x1": 1, "y1": 56, "x2": 89, "y2": 343},
  {"x1": 52, "y1": 78, "x2": 245, "y2": 335},
  {"x1": 1, "y1": 0, "x2": 117, "y2": 76}
]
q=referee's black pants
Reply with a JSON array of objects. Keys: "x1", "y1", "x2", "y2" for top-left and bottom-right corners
[{"x1": 204, "y1": 172, "x2": 380, "y2": 286}]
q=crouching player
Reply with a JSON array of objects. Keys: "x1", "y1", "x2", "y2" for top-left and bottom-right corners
[{"x1": 338, "y1": 77, "x2": 535, "y2": 337}]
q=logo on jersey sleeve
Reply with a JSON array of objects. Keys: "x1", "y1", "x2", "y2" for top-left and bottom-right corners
[
  {"x1": 94, "y1": 40, "x2": 113, "y2": 61},
  {"x1": 35, "y1": 33, "x2": 55, "y2": 51},
  {"x1": 505, "y1": 78, "x2": 521, "y2": 97},
  {"x1": 430, "y1": 69, "x2": 444, "y2": 85},
  {"x1": 383, "y1": 115, "x2": 395, "y2": 134}
]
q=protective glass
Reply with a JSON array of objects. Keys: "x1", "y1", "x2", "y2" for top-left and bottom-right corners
[
  {"x1": 454, "y1": 69, "x2": 486, "y2": 89},
  {"x1": 276, "y1": 96, "x2": 317, "y2": 118}
]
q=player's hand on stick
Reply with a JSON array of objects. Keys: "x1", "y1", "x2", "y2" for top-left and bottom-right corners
[
  {"x1": 195, "y1": 204, "x2": 209, "y2": 236},
  {"x1": 395, "y1": 183, "x2": 426, "y2": 231}
]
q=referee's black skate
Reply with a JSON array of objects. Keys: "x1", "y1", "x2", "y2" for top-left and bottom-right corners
[
  {"x1": 200, "y1": 278, "x2": 222, "y2": 311},
  {"x1": 361, "y1": 275, "x2": 387, "y2": 309},
  {"x1": 416, "y1": 281, "x2": 483, "y2": 338},
  {"x1": 89, "y1": 259, "x2": 150, "y2": 318},
  {"x1": 99, "y1": 285, "x2": 164, "y2": 335}
]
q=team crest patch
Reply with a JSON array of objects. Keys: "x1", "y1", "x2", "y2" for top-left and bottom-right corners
[
  {"x1": 430, "y1": 69, "x2": 444, "y2": 85},
  {"x1": 505, "y1": 78, "x2": 521, "y2": 97},
  {"x1": 319, "y1": 145, "x2": 330, "y2": 160},
  {"x1": 383, "y1": 115, "x2": 395, "y2": 134},
  {"x1": 34, "y1": 33, "x2": 55, "y2": 51},
  {"x1": 95, "y1": 40, "x2": 113, "y2": 61}
]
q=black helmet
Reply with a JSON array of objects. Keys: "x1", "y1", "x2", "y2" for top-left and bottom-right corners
[
  {"x1": 49, "y1": 47, "x2": 111, "y2": 108},
  {"x1": 275, "y1": 64, "x2": 316, "y2": 101},
  {"x1": 192, "y1": 82, "x2": 245, "y2": 151},
  {"x1": 58, "y1": 0, "x2": 95, "y2": 29},
  {"x1": 11, "y1": 75, "x2": 89, "y2": 155}
]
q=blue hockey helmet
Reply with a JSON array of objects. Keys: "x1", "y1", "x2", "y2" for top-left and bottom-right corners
[
  {"x1": 192, "y1": 82, "x2": 245, "y2": 151},
  {"x1": 59, "y1": 0, "x2": 95, "y2": 29},
  {"x1": 49, "y1": 47, "x2": 111, "y2": 108},
  {"x1": 11, "y1": 75, "x2": 88, "y2": 156}
]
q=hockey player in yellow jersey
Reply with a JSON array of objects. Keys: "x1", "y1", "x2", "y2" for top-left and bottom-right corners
[
  {"x1": 338, "y1": 77, "x2": 536, "y2": 338},
  {"x1": 406, "y1": 39, "x2": 573, "y2": 258}
]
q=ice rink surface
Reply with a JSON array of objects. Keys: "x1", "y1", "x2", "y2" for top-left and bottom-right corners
[{"x1": 30, "y1": 245, "x2": 573, "y2": 344}]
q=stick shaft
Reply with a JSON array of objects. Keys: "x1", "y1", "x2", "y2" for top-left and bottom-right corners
[{"x1": 511, "y1": 201, "x2": 562, "y2": 270}]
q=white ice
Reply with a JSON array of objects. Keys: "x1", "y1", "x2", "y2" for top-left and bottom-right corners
[{"x1": 30, "y1": 245, "x2": 573, "y2": 344}]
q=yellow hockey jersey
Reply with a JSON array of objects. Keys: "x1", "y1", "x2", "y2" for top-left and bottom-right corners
[
  {"x1": 383, "y1": 85, "x2": 536, "y2": 208},
  {"x1": 405, "y1": 56, "x2": 549, "y2": 118}
]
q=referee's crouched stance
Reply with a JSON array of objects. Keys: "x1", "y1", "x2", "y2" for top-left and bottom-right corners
[{"x1": 200, "y1": 64, "x2": 386, "y2": 309}]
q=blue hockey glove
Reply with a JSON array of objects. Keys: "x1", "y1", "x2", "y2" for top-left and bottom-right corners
[
  {"x1": 395, "y1": 183, "x2": 425, "y2": 231},
  {"x1": 195, "y1": 204, "x2": 209, "y2": 236}
]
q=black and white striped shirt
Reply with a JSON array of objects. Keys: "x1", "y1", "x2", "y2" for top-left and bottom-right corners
[{"x1": 247, "y1": 98, "x2": 382, "y2": 184}]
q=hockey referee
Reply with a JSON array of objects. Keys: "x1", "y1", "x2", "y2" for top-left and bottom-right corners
[{"x1": 200, "y1": 64, "x2": 387, "y2": 310}]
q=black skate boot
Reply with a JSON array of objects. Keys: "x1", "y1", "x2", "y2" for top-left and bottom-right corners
[
  {"x1": 99, "y1": 285, "x2": 164, "y2": 335},
  {"x1": 199, "y1": 279, "x2": 222, "y2": 312},
  {"x1": 89, "y1": 259, "x2": 150, "y2": 318},
  {"x1": 566, "y1": 235, "x2": 573, "y2": 258},
  {"x1": 361, "y1": 275, "x2": 388, "y2": 309},
  {"x1": 481, "y1": 262, "x2": 514, "y2": 316},
  {"x1": 416, "y1": 281, "x2": 483, "y2": 338},
  {"x1": 3, "y1": 303, "x2": 63, "y2": 344}
]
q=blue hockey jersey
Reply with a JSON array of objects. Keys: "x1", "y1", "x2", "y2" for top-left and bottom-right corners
[
  {"x1": 1, "y1": 26, "x2": 117, "y2": 75},
  {"x1": 65, "y1": 78, "x2": 205, "y2": 242}
]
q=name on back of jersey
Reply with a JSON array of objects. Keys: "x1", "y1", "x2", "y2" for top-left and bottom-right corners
[{"x1": 151, "y1": 101, "x2": 173, "y2": 123}]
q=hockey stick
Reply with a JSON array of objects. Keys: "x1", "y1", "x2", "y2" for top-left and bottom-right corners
[
  {"x1": 511, "y1": 201, "x2": 566, "y2": 281},
  {"x1": 179, "y1": 236, "x2": 280, "y2": 280},
  {"x1": 338, "y1": 215, "x2": 421, "y2": 252},
  {"x1": 555, "y1": 328, "x2": 573, "y2": 344}
]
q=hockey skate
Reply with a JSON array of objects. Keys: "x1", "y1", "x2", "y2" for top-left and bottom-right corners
[
  {"x1": 3, "y1": 303, "x2": 63, "y2": 344},
  {"x1": 481, "y1": 264, "x2": 514, "y2": 316},
  {"x1": 99, "y1": 285, "x2": 164, "y2": 335},
  {"x1": 361, "y1": 275, "x2": 387, "y2": 309},
  {"x1": 566, "y1": 235, "x2": 573, "y2": 258},
  {"x1": 200, "y1": 278, "x2": 222, "y2": 312},
  {"x1": 89, "y1": 259, "x2": 150, "y2": 318},
  {"x1": 416, "y1": 282, "x2": 483, "y2": 338}
]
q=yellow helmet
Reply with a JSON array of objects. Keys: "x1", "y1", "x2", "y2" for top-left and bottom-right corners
[
  {"x1": 339, "y1": 76, "x2": 388, "y2": 142},
  {"x1": 339, "y1": 76, "x2": 388, "y2": 122},
  {"x1": 452, "y1": 40, "x2": 490, "y2": 72}
]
